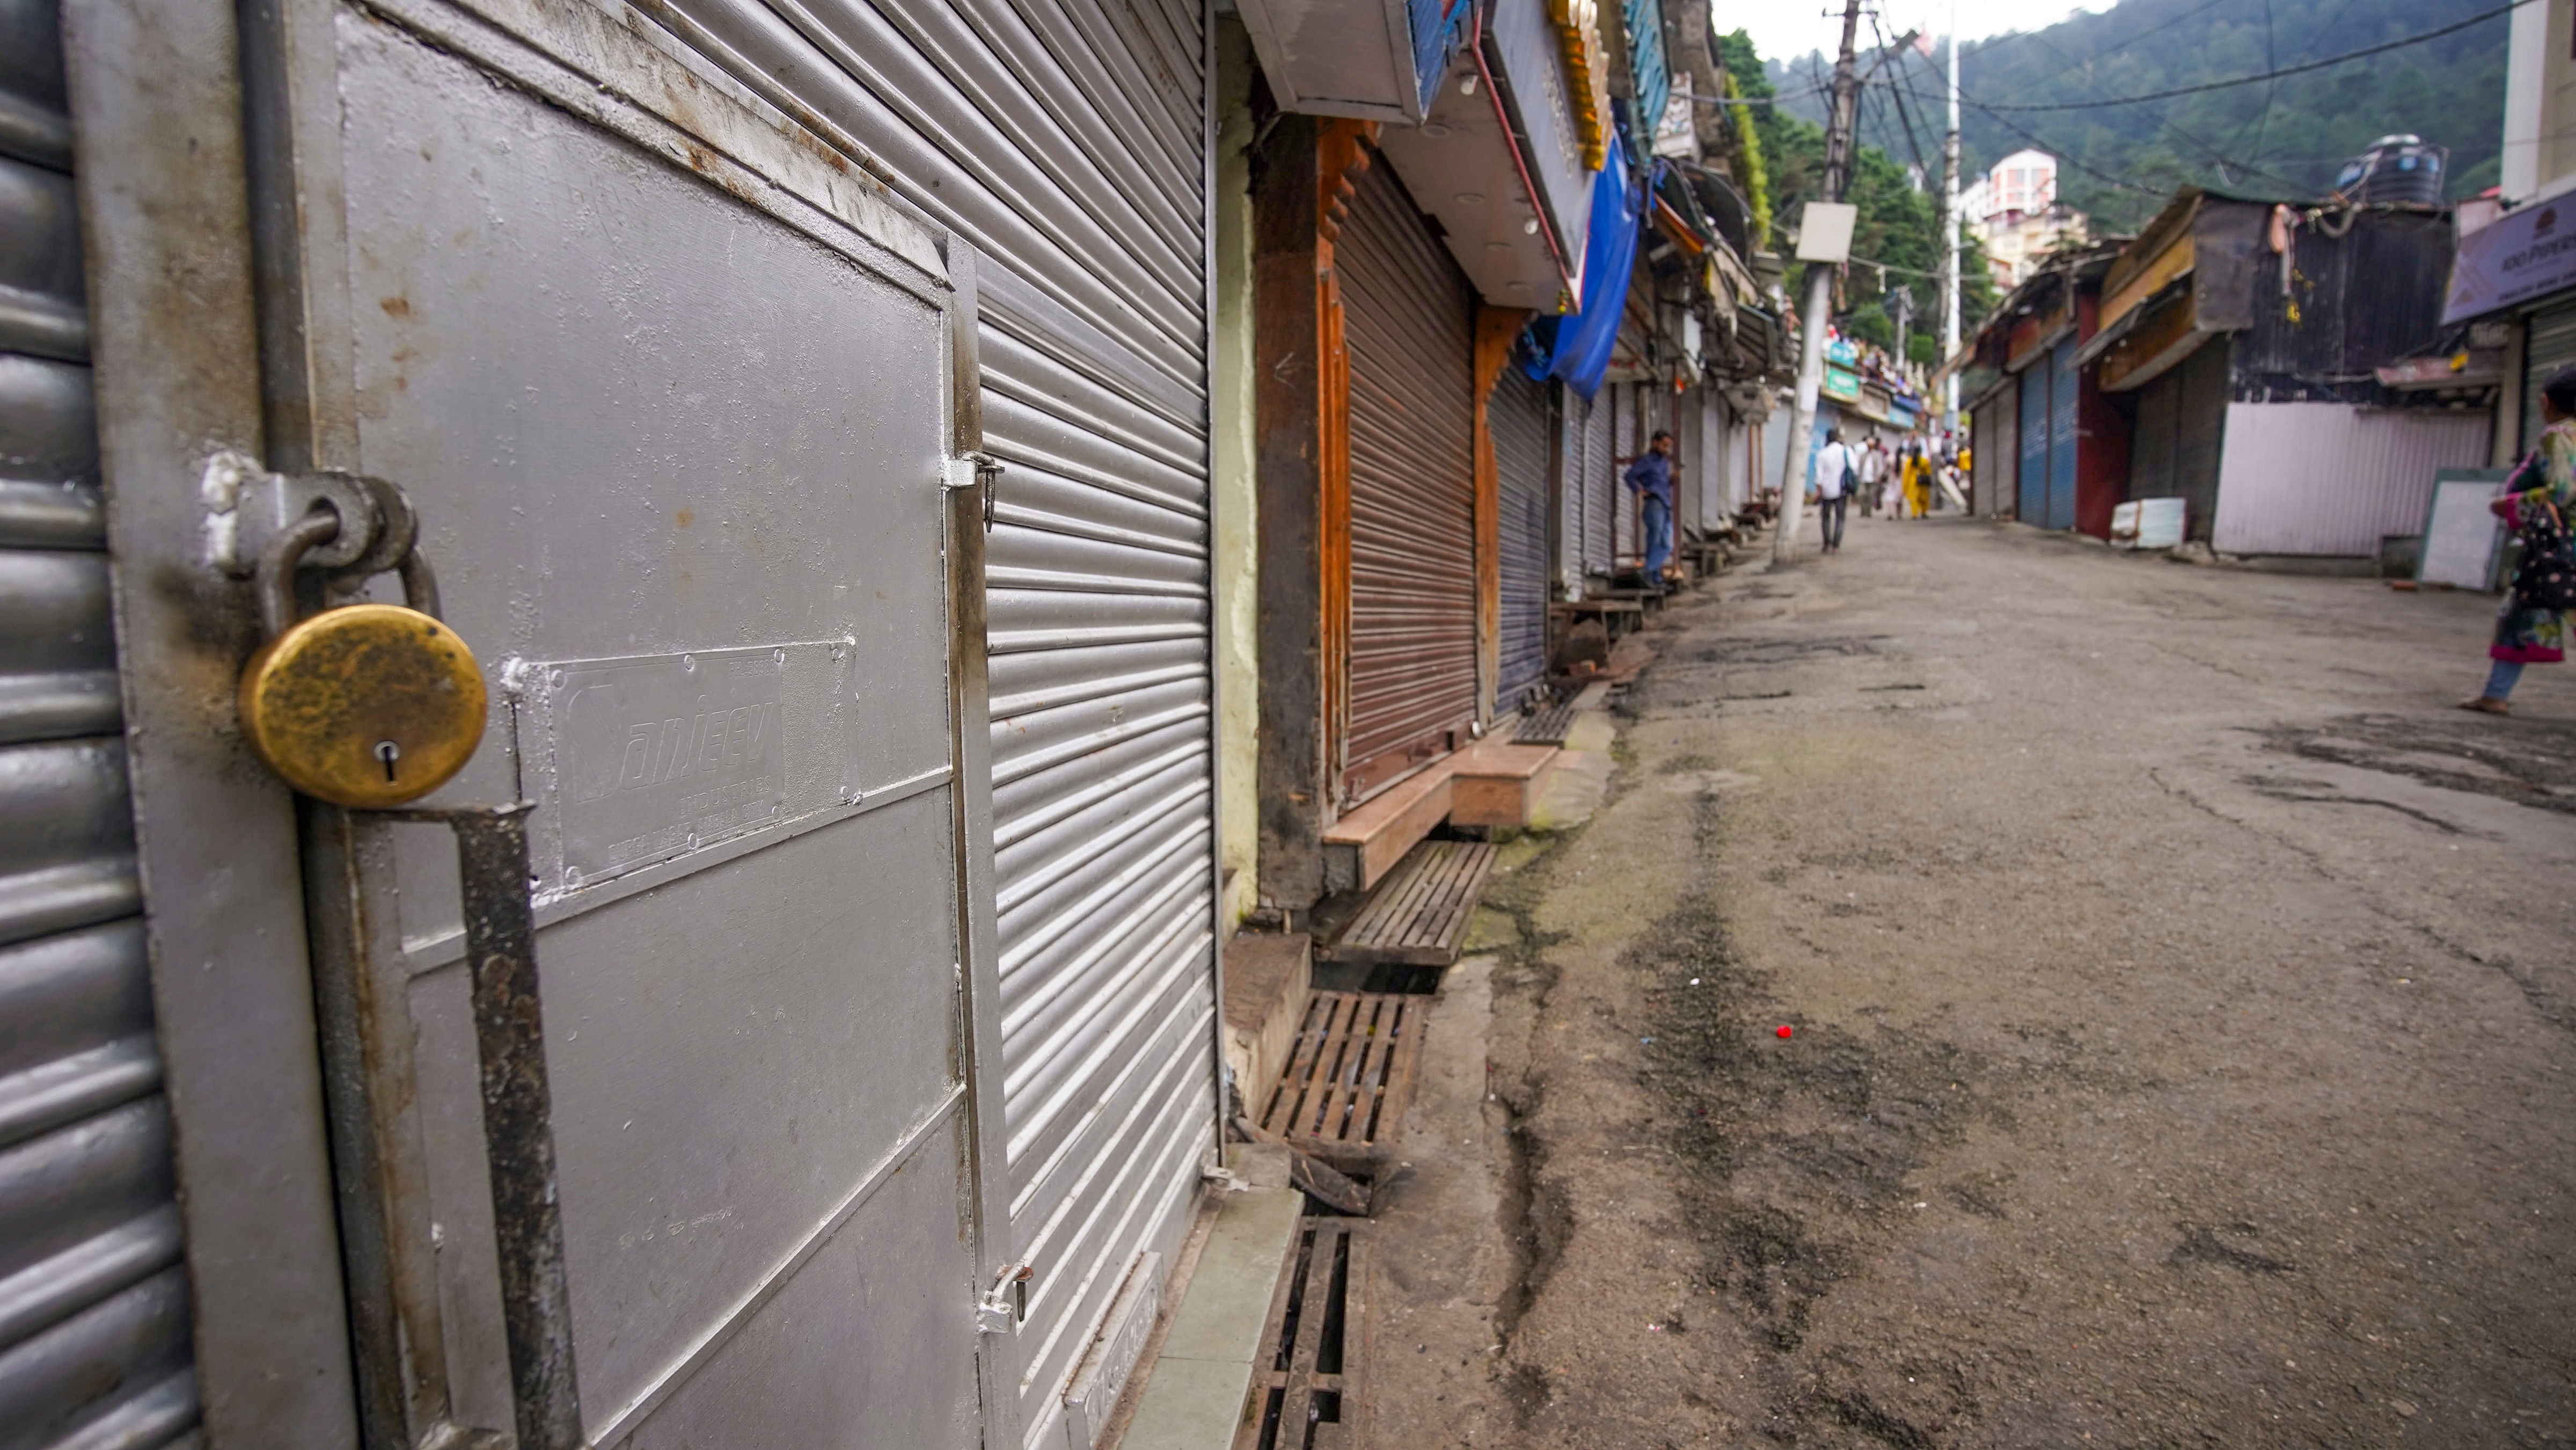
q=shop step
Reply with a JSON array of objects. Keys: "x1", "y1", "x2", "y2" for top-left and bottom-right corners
[
  {"x1": 1318, "y1": 840, "x2": 1495, "y2": 970},
  {"x1": 1319, "y1": 763, "x2": 1454, "y2": 894},
  {"x1": 1223, "y1": 932, "x2": 1312, "y2": 1113},
  {"x1": 1253, "y1": 990, "x2": 1428, "y2": 1172},
  {"x1": 1445, "y1": 740, "x2": 1558, "y2": 828}
]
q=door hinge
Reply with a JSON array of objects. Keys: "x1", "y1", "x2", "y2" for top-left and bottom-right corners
[{"x1": 976, "y1": 1262, "x2": 1033, "y2": 1336}]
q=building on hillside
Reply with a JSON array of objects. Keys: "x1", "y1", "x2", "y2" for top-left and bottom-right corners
[
  {"x1": 1980, "y1": 203, "x2": 2093, "y2": 289},
  {"x1": 1962, "y1": 149, "x2": 2089, "y2": 288},
  {"x1": 2446, "y1": 0, "x2": 2576, "y2": 464},
  {"x1": 1962, "y1": 147, "x2": 2059, "y2": 223}
]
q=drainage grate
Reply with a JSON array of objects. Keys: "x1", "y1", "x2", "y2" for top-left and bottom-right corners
[
  {"x1": 1254, "y1": 993, "x2": 1424, "y2": 1170},
  {"x1": 1235, "y1": 1218, "x2": 1368, "y2": 1450}
]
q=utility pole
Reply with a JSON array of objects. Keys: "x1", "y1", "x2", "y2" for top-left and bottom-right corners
[
  {"x1": 1941, "y1": 0, "x2": 1962, "y2": 449},
  {"x1": 1773, "y1": 0, "x2": 1867, "y2": 564}
]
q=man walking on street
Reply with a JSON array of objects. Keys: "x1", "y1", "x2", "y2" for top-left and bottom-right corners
[
  {"x1": 1857, "y1": 436, "x2": 1886, "y2": 517},
  {"x1": 1627, "y1": 429, "x2": 1678, "y2": 592},
  {"x1": 1811, "y1": 427, "x2": 1854, "y2": 553}
]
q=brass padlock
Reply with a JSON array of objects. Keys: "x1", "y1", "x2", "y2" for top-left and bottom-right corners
[{"x1": 238, "y1": 501, "x2": 486, "y2": 808}]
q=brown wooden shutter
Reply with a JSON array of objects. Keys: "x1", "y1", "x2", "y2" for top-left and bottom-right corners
[{"x1": 1337, "y1": 155, "x2": 1477, "y2": 800}]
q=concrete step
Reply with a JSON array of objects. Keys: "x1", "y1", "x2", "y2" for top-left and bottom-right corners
[{"x1": 1221, "y1": 932, "x2": 1312, "y2": 1114}]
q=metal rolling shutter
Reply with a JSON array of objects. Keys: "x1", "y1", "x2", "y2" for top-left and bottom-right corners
[
  {"x1": 1582, "y1": 385, "x2": 1613, "y2": 580},
  {"x1": 2017, "y1": 366, "x2": 2048, "y2": 523},
  {"x1": 0, "y1": 6, "x2": 199, "y2": 1445},
  {"x1": 1341, "y1": 156, "x2": 1475, "y2": 796},
  {"x1": 2523, "y1": 301, "x2": 2576, "y2": 456},
  {"x1": 641, "y1": 1, "x2": 1215, "y2": 1440},
  {"x1": 2047, "y1": 338, "x2": 2079, "y2": 530},
  {"x1": 1492, "y1": 368, "x2": 1550, "y2": 710},
  {"x1": 1610, "y1": 382, "x2": 1638, "y2": 563},
  {"x1": 1555, "y1": 384, "x2": 1589, "y2": 591},
  {"x1": 2175, "y1": 338, "x2": 2228, "y2": 542}
]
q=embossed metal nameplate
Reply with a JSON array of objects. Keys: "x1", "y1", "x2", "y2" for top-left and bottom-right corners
[{"x1": 517, "y1": 642, "x2": 859, "y2": 894}]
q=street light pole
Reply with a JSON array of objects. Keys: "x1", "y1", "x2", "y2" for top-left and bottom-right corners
[
  {"x1": 1773, "y1": 0, "x2": 1867, "y2": 564},
  {"x1": 1941, "y1": 0, "x2": 1963, "y2": 444}
]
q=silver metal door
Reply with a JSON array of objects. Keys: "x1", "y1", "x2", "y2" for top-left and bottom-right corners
[
  {"x1": 227, "y1": 1, "x2": 1000, "y2": 1445},
  {"x1": 625, "y1": 1, "x2": 1223, "y2": 1442}
]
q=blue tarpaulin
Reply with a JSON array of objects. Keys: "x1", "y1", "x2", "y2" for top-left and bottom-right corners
[{"x1": 1520, "y1": 133, "x2": 1642, "y2": 400}]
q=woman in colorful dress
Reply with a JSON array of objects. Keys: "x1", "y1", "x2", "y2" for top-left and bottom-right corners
[{"x1": 2462, "y1": 366, "x2": 2576, "y2": 715}]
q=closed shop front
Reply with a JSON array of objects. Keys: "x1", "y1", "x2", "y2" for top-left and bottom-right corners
[
  {"x1": 1340, "y1": 156, "x2": 1477, "y2": 799},
  {"x1": 2523, "y1": 299, "x2": 2576, "y2": 456},
  {"x1": 2047, "y1": 338, "x2": 2080, "y2": 530},
  {"x1": 1492, "y1": 367, "x2": 1552, "y2": 712},
  {"x1": 57, "y1": 0, "x2": 1218, "y2": 1444},
  {"x1": 2125, "y1": 337, "x2": 2227, "y2": 542},
  {"x1": 2018, "y1": 365, "x2": 2050, "y2": 522},
  {"x1": 1972, "y1": 380, "x2": 2016, "y2": 517},
  {"x1": 1558, "y1": 382, "x2": 1614, "y2": 593}
]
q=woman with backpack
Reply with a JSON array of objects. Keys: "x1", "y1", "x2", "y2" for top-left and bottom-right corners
[{"x1": 2462, "y1": 365, "x2": 2576, "y2": 715}]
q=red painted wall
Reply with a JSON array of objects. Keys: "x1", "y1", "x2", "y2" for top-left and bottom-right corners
[{"x1": 2074, "y1": 290, "x2": 2130, "y2": 539}]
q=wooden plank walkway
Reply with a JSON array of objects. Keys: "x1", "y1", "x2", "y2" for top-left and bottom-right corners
[
  {"x1": 1319, "y1": 840, "x2": 1495, "y2": 968},
  {"x1": 1232, "y1": 1217, "x2": 1370, "y2": 1450},
  {"x1": 1253, "y1": 992, "x2": 1426, "y2": 1167}
]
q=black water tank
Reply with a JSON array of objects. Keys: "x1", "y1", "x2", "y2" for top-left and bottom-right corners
[{"x1": 2335, "y1": 134, "x2": 2446, "y2": 205}]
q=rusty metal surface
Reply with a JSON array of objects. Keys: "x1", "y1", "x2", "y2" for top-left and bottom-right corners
[
  {"x1": 1338, "y1": 155, "x2": 1476, "y2": 799},
  {"x1": 377, "y1": 804, "x2": 582, "y2": 1450}
]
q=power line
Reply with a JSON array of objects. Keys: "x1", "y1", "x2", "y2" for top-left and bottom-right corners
[{"x1": 1956, "y1": 0, "x2": 2529, "y2": 112}]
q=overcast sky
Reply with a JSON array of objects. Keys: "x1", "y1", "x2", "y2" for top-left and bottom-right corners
[{"x1": 1728, "y1": 0, "x2": 2116, "y2": 70}]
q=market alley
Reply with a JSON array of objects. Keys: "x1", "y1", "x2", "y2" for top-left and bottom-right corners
[{"x1": 1366, "y1": 514, "x2": 2576, "y2": 1448}]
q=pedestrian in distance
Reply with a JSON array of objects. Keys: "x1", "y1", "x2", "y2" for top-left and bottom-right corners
[
  {"x1": 1809, "y1": 427, "x2": 1855, "y2": 553},
  {"x1": 2462, "y1": 365, "x2": 2576, "y2": 715},
  {"x1": 1902, "y1": 442, "x2": 1930, "y2": 520},
  {"x1": 1626, "y1": 429, "x2": 1678, "y2": 593},
  {"x1": 1857, "y1": 437, "x2": 1887, "y2": 517}
]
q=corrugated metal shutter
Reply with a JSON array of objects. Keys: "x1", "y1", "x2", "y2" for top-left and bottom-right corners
[
  {"x1": 1610, "y1": 382, "x2": 1638, "y2": 564},
  {"x1": 2209, "y1": 403, "x2": 2490, "y2": 556},
  {"x1": 1492, "y1": 368, "x2": 1549, "y2": 710},
  {"x1": 1582, "y1": 385, "x2": 1613, "y2": 578},
  {"x1": 644, "y1": 1, "x2": 1215, "y2": 1440},
  {"x1": 1341, "y1": 155, "x2": 1475, "y2": 796},
  {"x1": 2175, "y1": 338, "x2": 2228, "y2": 542},
  {"x1": 2017, "y1": 366, "x2": 2048, "y2": 522},
  {"x1": 0, "y1": 7, "x2": 199, "y2": 1445},
  {"x1": 1697, "y1": 391, "x2": 1727, "y2": 530},
  {"x1": 2047, "y1": 338, "x2": 2078, "y2": 530},
  {"x1": 1974, "y1": 383, "x2": 2015, "y2": 518},
  {"x1": 2129, "y1": 366, "x2": 2179, "y2": 500},
  {"x1": 1556, "y1": 385, "x2": 1586, "y2": 589},
  {"x1": 2523, "y1": 300, "x2": 2576, "y2": 457}
]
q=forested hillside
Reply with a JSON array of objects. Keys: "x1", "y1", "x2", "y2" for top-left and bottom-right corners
[{"x1": 1758, "y1": 0, "x2": 2510, "y2": 233}]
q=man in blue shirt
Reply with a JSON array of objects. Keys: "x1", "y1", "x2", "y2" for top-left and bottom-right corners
[{"x1": 1624, "y1": 429, "x2": 1678, "y2": 593}]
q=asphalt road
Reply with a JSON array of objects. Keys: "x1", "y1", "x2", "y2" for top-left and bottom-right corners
[{"x1": 1365, "y1": 514, "x2": 2576, "y2": 1449}]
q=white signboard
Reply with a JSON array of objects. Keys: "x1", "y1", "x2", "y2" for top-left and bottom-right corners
[
  {"x1": 1795, "y1": 201, "x2": 1858, "y2": 264},
  {"x1": 2418, "y1": 471, "x2": 2509, "y2": 589},
  {"x1": 2445, "y1": 199, "x2": 2576, "y2": 323}
]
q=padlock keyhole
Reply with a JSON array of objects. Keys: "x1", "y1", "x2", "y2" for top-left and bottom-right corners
[{"x1": 375, "y1": 740, "x2": 401, "y2": 783}]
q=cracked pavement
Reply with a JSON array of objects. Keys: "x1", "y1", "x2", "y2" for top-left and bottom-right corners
[{"x1": 1360, "y1": 516, "x2": 2576, "y2": 1448}]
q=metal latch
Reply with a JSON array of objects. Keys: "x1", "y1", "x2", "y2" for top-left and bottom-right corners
[
  {"x1": 977, "y1": 1263, "x2": 1033, "y2": 1335},
  {"x1": 943, "y1": 453, "x2": 1006, "y2": 531}
]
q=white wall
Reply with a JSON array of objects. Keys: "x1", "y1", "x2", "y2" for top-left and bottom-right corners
[{"x1": 2209, "y1": 403, "x2": 2493, "y2": 557}]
